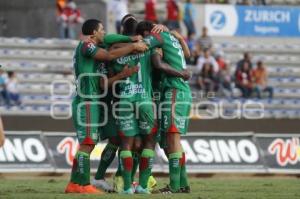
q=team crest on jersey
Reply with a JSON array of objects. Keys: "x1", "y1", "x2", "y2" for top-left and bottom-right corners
[{"x1": 97, "y1": 62, "x2": 108, "y2": 75}]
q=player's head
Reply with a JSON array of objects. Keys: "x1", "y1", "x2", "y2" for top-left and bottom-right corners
[
  {"x1": 136, "y1": 21, "x2": 154, "y2": 37},
  {"x1": 82, "y1": 19, "x2": 105, "y2": 43},
  {"x1": 121, "y1": 14, "x2": 138, "y2": 36}
]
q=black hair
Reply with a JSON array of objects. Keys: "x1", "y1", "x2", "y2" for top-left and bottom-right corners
[
  {"x1": 136, "y1": 21, "x2": 154, "y2": 36},
  {"x1": 121, "y1": 14, "x2": 138, "y2": 36},
  {"x1": 7, "y1": 71, "x2": 14, "y2": 78},
  {"x1": 82, "y1": 19, "x2": 101, "y2": 35}
]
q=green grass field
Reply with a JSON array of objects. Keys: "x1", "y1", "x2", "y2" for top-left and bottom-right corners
[{"x1": 0, "y1": 176, "x2": 299, "y2": 199}]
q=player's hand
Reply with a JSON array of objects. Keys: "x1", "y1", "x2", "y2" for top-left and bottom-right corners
[
  {"x1": 182, "y1": 69, "x2": 192, "y2": 81},
  {"x1": 155, "y1": 48, "x2": 163, "y2": 57},
  {"x1": 120, "y1": 65, "x2": 139, "y2": 79},
  {"x1": 133, "y1": 41, "x2": 148, "y2": 52},
  {"x1": 151, "y1": 24, "x2": 169, "y2": 34},
  {"x1": 171, "y1": 30, "x2": 183, "y2": 41},
  {"x1": 131, "y1": 35, "x2": 143, "y2": 42}
]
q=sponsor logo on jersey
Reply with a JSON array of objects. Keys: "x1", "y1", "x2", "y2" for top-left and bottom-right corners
[{"x1": 116, "y1": 53, "x2": 145, "y2": 65}]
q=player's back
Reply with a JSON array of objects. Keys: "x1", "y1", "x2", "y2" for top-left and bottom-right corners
[{"x1": 147, "y1": 32, "x2": 190, "y2": 92}]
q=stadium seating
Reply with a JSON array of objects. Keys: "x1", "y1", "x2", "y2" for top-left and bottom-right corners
[{"x1": 0, "y1": 36, "x2": 300, "y2": 118}]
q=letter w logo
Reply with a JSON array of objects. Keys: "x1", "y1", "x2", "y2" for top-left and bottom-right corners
[
  {"x1": 57, "y1": 137, "x2": 79, "y2": 166},
  {"x1": 268, "y1": 138, "x2": 299, "y2": 166}
]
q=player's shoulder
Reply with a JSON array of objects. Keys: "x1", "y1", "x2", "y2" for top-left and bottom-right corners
[
  {"x1": 80, "y1": 39, "x2": 98, "y2": 56},
  {"x1": 149, "y1": 32, "x2": 166, "y2": 43}
]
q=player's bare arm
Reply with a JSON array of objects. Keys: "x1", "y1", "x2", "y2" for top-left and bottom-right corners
[
  {"x1": 171, "y1": 30, "x2": 191, "y2": 58},
  {"x1": 151, "y1": 24, "x2": 169, "y2": 34},
  {"x1": 151, "y1": 52, "x2": 191, "y2": 81},
  {"x1": 100, "y1": 65, "x2": 139, "y2": 90},
  {"x1": 93, "y1": 41, "x2": 148, "y2": 61}
]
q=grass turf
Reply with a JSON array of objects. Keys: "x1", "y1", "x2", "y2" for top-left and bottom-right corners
[{"x1": 0, "y1": 176, "x2": 299, "y2": 199}]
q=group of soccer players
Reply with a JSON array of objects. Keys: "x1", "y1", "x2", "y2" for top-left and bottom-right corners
[{"x1": 65, "y1": 14, "x2": 192, "y2": 195}]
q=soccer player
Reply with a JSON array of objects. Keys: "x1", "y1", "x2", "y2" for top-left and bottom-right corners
[
  {"x1": 111, "y1": 15, "x2": 191, "y2": 194},
  {"x1": 65, "y1": 19, "x2": 148, "y2": 194},
  {"x1": 136, "y1": 21, "x2": 192, "y2": 194}
]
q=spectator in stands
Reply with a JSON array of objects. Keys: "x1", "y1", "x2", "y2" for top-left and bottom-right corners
[
  {"x1": 183, "y1": 0, "x2": 196, "y2": 37},
  {"x1": 197, "y1": 62, "x2": 218, "y2": 93},
  {"x1": 236, "y1": 52, "x2": 253, "y2": 73},
  {"x1": 145, "y1": 0, "x2": 158, "y2": 23},
  {"x1": 59, "y1": 0, "x2": 84, "y2": 39},
  {"x1": 196, "y1": 49, "x2": 219, "y2": 74},
  {"x1": 0, "y1": 116, "x2": 4, "y2": 147},
  {"x1": 166, "y1": 0, "x2": 181, "y2": 32},
  {"x1": 253, "y1": 61, "x2": 273, "y2": 99},
  {"x1": 108, "y1": 0, "x2": 129, "y2": 34},
  {"x1": 216, "y1": 52, "x2": 232, "y2": 97},
  {"x1": 197, "y1": 26, "x2": 213, "y2": 53},
  {"x1": 235, "y1": 62, "x2": 253, "y2": 98},
  {"x1": 6, "y1": 71, "x2": 21, "y2": 106},
  {"x1": 0, "y1": 69, "x2": 8, "y2": 105}
]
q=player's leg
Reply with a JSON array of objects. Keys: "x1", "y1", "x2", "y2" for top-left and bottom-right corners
[
  {"x1": 66, "y1": 99, "x2": 103, "y2": 194},
  {"x1": 119, "y1": 135, "x2": 135, "y2": 194},
  {"x1": 117, "y1": 102, "x2": 139, "y2": 194},
  {"x1": 132, "y1": 136, "x2": 142, "y2": 182},
  {"x1": 135, "y1": 101, "x2": 157, "y2": 194},
  {"x1": 160, "y1": 89, "x2": 191, "y2": 193},
  {"x1": 93, "y1": 110, "x2": 119, "y2": 192},
  {"x1": 93, "y1": 138, "x2": 119, "y2": 192}
]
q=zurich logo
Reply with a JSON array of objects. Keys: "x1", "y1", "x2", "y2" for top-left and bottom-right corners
[{"x1": 210, "y1": 11, "x2": 226, "y2": 30}]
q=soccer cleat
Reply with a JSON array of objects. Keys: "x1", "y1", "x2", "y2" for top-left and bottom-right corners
[
  {"x1": 135, "y1": 185, "x2": 151, "y2": 194},
  {"x1": 113, "y1": 175, "x2": 124, "y2": 193},
  {"x1": 147, "y1": 175, "x2": 157, "y2": 191},
  {"x1": 65, "y1": 182, "x2": 82, "y2": 193},
  {"x1": 180, "y1": 186, "x2": 191, "y2": 193},
  {"x1": 92, "y1": 179, "x2": 114, "y2": 193},
  {"x1": 80, "y1": 185, "x2": 104, "y2": 194},
  {"x1": 121, "y1": 187, "x2": 134, "y2": 194},
  {"x1": 159, "y1": 185, "x2": 180, "y2": 194}
]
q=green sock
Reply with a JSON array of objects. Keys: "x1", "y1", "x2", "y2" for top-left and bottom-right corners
[
  {"x1": 120, "y1": 150, "x2": 133, "y2": 190},
  {"x1": 169, "y1": 152, "x2": 182, "y2": 192},
  {"x1": 95, "y1": 143, "x2": 118, "y2": 180},
  {"x1": 139, "y1": 149, "x2": 155, "y2": 189},
  {"x1": 180, "y1": 152, "x2": 189, "y2": 188},
  {"x1": 70, "y1": 156, "x2": 79, "y2": 184},
  {"x1": 115, "y1": 150, "x2": 122, "y2": 176},
  {"x1": 131, "y1": 152, "x2": 140, "y2": 182},
  {"x1": 76, "y1": 151, "x2": 90, "y2": 185}
]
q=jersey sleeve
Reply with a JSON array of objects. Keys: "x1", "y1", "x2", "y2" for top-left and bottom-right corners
[
  {"x1": 144, "y1": 33, "x2": 164, "y2": 49},
  {"x1": 81, "y1": 41, "x2": 98, "y2": 57},
  {"x1": 103, "y1": 34, "x2": 132, "y2": 46}
]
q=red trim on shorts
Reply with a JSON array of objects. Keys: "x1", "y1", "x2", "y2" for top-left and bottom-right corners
[
  {"x1": 86, "y1": 102, "x2": 90, "y2": 137},
  {"x1": 82, "y1": 102, "x2": 95, "y2": 145}
]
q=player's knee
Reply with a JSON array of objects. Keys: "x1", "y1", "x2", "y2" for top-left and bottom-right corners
[
  {"x1": 133, "y1": 139, "x2": 142, "y2": 152},
  {"x1": 79, "y1": 144, "x2": 95, "y2": 153}
]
